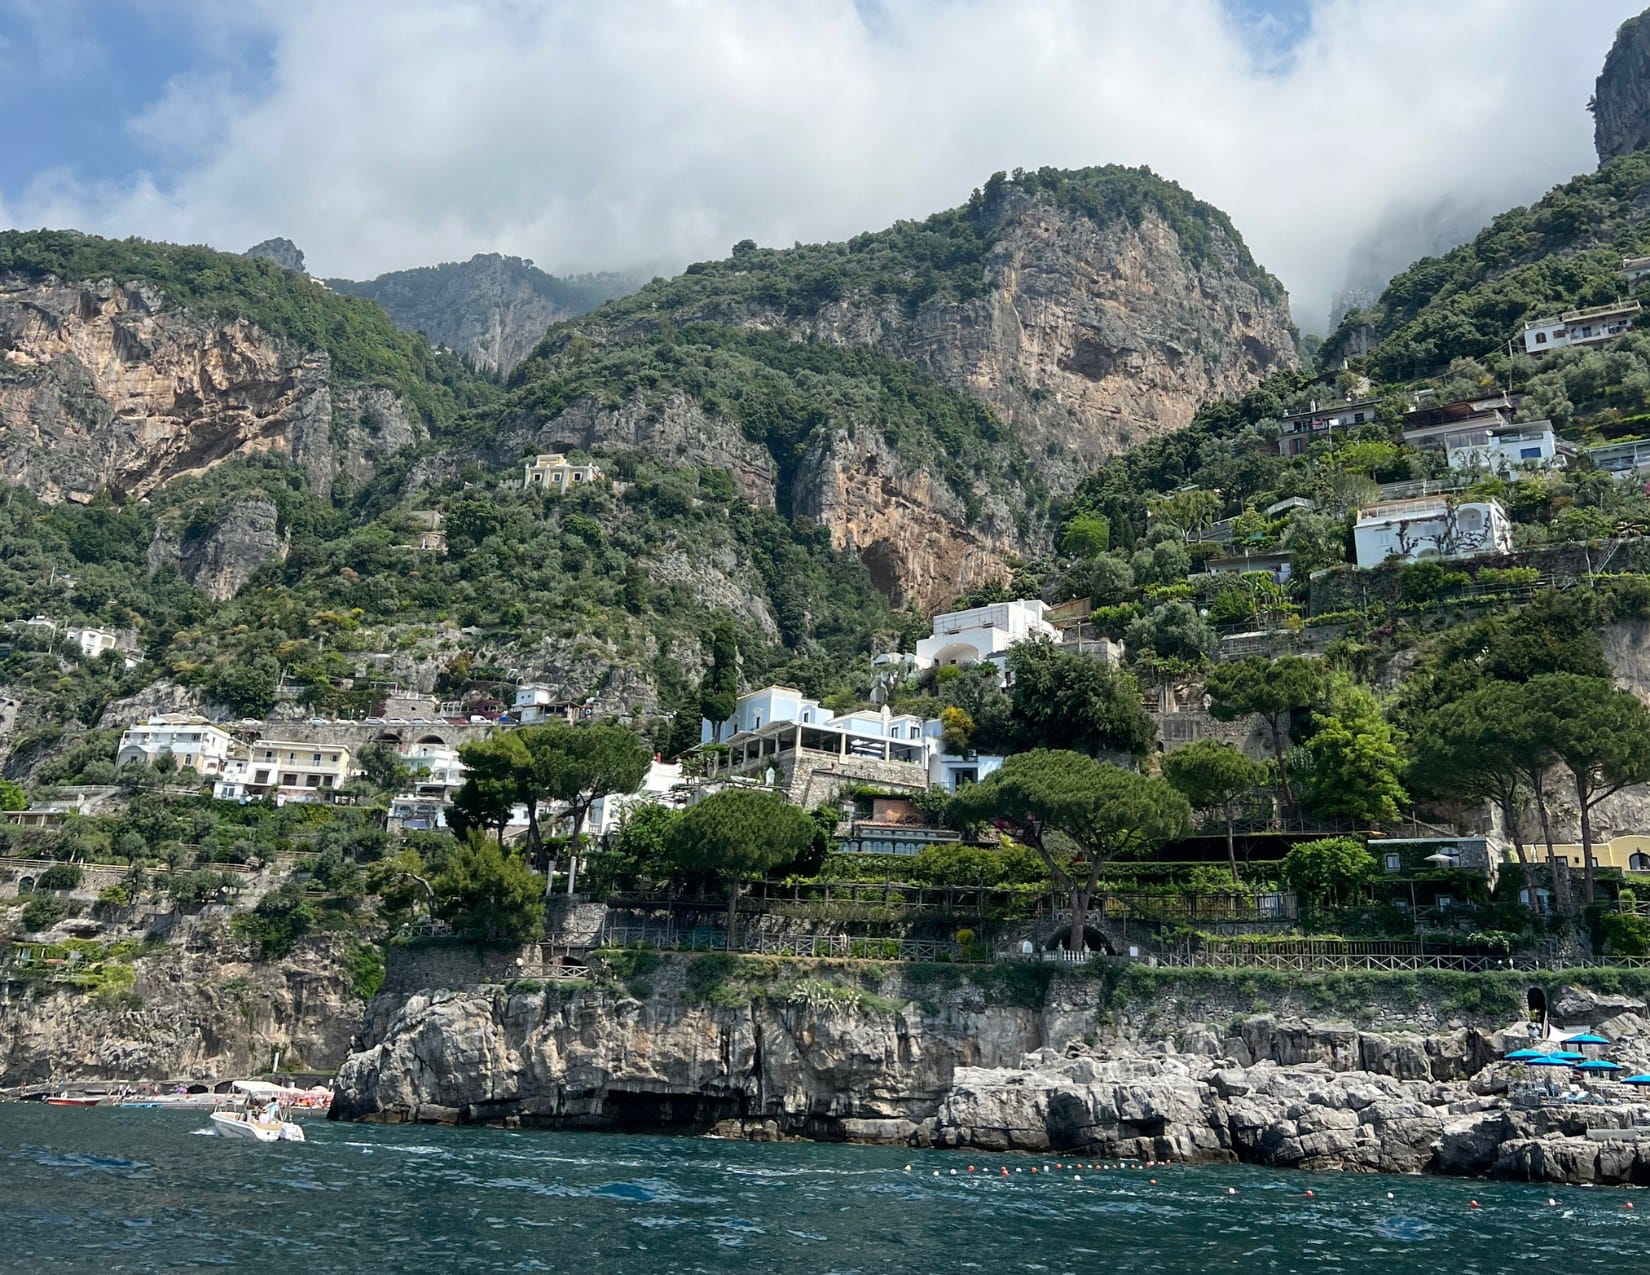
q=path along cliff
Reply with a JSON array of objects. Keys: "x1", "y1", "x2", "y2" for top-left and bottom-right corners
[{"x1": 330, "y1": 949, "x2": 1650, "y2": 1185}]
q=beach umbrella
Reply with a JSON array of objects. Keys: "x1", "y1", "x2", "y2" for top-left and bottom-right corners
[
  {"x1": 1504, "y1": 1049, "x2": 1551, "y2": 1060},
  {"x1": 1564, "y1": 1033, "x2": 1611, "y2": 1048},
  {"x1": 1619, "y1": 1075, "x2": 1650, "y2": 1085},
  {"x1": 1526, "y1": 1055, "x2": 1576, "y2": 1066},
  {"x1": 1575, "y1": 1059, "x2": 1626, "y2": 1072}
]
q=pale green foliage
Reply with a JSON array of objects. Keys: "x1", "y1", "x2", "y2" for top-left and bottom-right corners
[{"x1": 1280, "y1": 836, "x2": 1378, "y2": 907}]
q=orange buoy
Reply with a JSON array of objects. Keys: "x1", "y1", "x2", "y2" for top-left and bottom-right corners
[
  {"x1": 1625, "y1": 1202, "x2": 1636, "y2": 1211},
  {"x1": 1469, "y1": 1200, "x2": 1480, "y2": 1209},
  {"x1": 1149, "y1": 1179, "x2": 1157, "y2": 1185},
  {"x1": 1305, "y1": 1189, "x2": 1315, "y2": 1198}
]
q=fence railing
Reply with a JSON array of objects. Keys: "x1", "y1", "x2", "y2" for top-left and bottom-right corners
[{"x1": 595, "y1": 923, "x2": 970, "y2": 962}]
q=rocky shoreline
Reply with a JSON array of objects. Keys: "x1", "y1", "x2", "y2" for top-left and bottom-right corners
[{"x1": 327, "y1": 956, "x2": 1650, "y2": 1185}]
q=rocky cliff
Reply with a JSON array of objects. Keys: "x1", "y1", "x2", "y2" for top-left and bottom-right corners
[
  {"x1": 1596, "y1": 9, "x2": 1650, "y2": 166},
  {"x1": 243, "y1": 238, "x2": 307, "y2": 274},
  {"x1": 0, "y1": 930, "x2": 366, "y2": 1087},
  {"x1": 330, "y1": 254, "x2": 636, "y2": 374},
  {"x1": 331, "y1": 952, "x2": 1650, "y2": 1183},
  {"x1": 0, "y1": 274, "x2": 424, "y2": 503}
]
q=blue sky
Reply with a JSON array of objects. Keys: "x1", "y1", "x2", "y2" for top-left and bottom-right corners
[{"x1": 0, "y1": 0, "x2": 1640, "y2": 329}]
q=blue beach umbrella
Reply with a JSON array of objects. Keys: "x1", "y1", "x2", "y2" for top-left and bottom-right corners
[
  {"x1": 1619, "y1": 1074, "x2": 1650, "y2": 1085},
  {"x1": 1576, "y1": 1059, "x2": 1626, "y2": 1072},
  {"x1": 1504, "y1": 1049, "x2": 1549, "y2": 1060},
  {"x1": 1564, "y1": 1033, "x2": 1611, "y2": 1048},
  {"x1": 1527, "y1": 1055, "x2": 1577, "y2": 1066}
]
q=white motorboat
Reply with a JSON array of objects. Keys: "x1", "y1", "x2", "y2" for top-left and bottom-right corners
[{"x1": 206, "y1": 1080, "x2": 306, "y2": 1143}]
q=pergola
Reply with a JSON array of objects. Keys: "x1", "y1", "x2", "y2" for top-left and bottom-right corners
[{"x1": 716, "y1": 720, "x2": 928, "y2": 775}]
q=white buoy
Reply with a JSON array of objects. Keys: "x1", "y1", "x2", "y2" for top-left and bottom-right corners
[{"x1": 1227, "y1": 1187, "x2": 1238, "y2": 1196}]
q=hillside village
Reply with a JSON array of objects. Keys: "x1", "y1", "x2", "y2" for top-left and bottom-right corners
[{"x1": 14, "y1": 40, "x2": 1650, "y2": 1105}]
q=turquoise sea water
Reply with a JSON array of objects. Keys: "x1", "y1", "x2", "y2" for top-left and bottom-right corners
[{"x1": 0, "y1": 1104, "x2": 1644, "y2": 1274}]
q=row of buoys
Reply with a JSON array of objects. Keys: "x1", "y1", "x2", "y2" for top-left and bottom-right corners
[{"x1": 901, "y1": 1166, "x2": 1639, "y2": 1209}]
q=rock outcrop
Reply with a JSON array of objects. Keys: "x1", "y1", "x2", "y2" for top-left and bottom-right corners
[
  {"x1": 146, "y1": 492, "x2": 289, "y2": 601},
  {"x1": 243, "y1": 238, "x2": 307, "y2": 274},
  {"x1": 1596, "y1": 9, "x2": 1650, "y2": 167},
  {"x1": 794, "y1": 188, "x2": 1297, "y2": 490},
  {"x1": 0, "y1": 274, "x2": 426, "y2": 504},
  {"x1": 0, "y1": 930, "x2": 365, "y2": 1087},
  {"x1": 332, "y1": 955, "x2": 1650, "y2": 1185},
  {"x1": 330, "y1": 254, "x2": 635, "y2": 374}
]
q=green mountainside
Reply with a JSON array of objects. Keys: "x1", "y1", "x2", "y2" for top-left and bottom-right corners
[{"x1": 1326, "y1": 153, "x2": 1650, "y2": 379}]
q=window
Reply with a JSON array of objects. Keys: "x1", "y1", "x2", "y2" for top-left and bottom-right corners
[
  {"x1": 253, "y1": 770, "x2": 269, "y2": 785},
  {"x1": 1354, "y1": 412, "x2": 1366, "y2": 423},
  {"x1": 1535, "y1": 332, "x2": 1547, "y2": 344},
  {"x1": 1520, "y1": 446, "x2": 1541, "y2": 460},
  {"x1": 1384, "y1": 853, "x2": 1402, "y2": 872},
  {"x1": 1630, "y1": 853, "x2": 1650, "y2": 871},
  {"x1": 281, "y1": 773, "x2": 298, "y2": 786},
  {"x1": 307, "y1": 774, "x2": 321, "y2": 787},
  {"x1": 311, "y1": 753, "x2": 322, "y2": 764}
]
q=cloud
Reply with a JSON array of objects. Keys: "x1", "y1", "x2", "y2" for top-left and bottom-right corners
[{"x1": 0, "y1": 0, "x2": 1639, "y2": 330}]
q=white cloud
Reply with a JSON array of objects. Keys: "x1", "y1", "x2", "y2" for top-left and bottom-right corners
[{"x1": 1, "y1": 0, "x2": 1640, "y2": 330}]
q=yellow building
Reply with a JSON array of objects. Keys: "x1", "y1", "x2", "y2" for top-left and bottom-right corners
[
  {"x1": 1502, "y1": 836, "x2": 1650, "y2": 873},
  {"x1": 523, "y1": 453, "x2": 603, "y2": 493}
]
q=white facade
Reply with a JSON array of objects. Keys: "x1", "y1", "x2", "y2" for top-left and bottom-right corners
[
  {"x1": 1353, "y1": 497, "x2": 1514, "y2": 568},
  {"x1": 401, "y1": 742, "x2": 464, "y2": 792},
  {"x1": 584, "y1": 760, "x2": 689, "y2": 839},
  {"x1": 1523, "y1": 301, "x2": 1641, "y2": 356},
  {"x1": 1444, "y1": 421, "x2": 1568, "y2": 477},
  {"x1": 66, "y1": 627, "x2": 119, "y2": 659},
  {"x1": 1626, "y1": 256, "x2": 1650, "y2": 285},
  {"x1": 388, "y1": 795, "x2": 448, "y2": 832},
  {"x1": 701, "y1": 686, "x2": 831, "y2": 745},
  {"x1": 915, "y1": 599, "x2": 1058, "y2": 671},
  {"x1": 116, "y1": 716, "x2": 238, "y2": 776},
  {"x1": 513, "y1": 684, "x2": 577, "y2": 725},
  {"x1": 523, "y1": 453, "x2": 603, "y2": 492},
  {"x1": 235, "y1": 735, "x2": 354, "y2": 795}
]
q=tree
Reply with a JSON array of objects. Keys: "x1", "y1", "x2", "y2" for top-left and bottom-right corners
[
  {"x1": 0, "y1": 779, "x2": 24, "y2": 811},
  {"x1": 1058, "y1": 511, "x2": 1111, "y2": 559},
  {"x1": 1280, "y1": 836, "x2": 1377, "y2": 911},
  {"x1": 1301, "y1": 681, "x2": 1407, "y2": 826},
  {"x1": 1004, "y1": 637, "x2": 1155, "y2": 760},
  {"x1": 1530, "y1": 672, "x2": 1650, "y2": 904},
  {"x1": 1125, "y1": 601, "x2": 1216, "y2": 669},
  {"x1": 948, "y1": 749, "x2": 1191, "y2": 952},
  {"x1": 449, "y1": 733, "x2": 529, "y2": 845},
  {"x1": 1205, "y1": 655, "x2": 1326, "y2": 809},
  {"x1": 521, "y1": 723, "x2": 651, "y2": 895},
  {"x1": 698, "y1": 615, "x2": 740, "y2": 727},
  {"x1": 207, "y1": 656, "x2": 279, "y2": 718},
  {"x1": 356, "y1": 741, "x2": 413, "y2": 794},
  {"x1": 938, "y1": 706, "x2": 975, "y2": 755},
  {"x1": 434, "y1": 831, "x2": 544, "y2": 943},
  {"x1": 664, "y1": 789, "x2": 813, "y2": 949},
  {"x1": 1161, "y1": 740, "x2": 1266, "y2": 877},
  {"x1": 1408, "y1": 684, "x2": 1553, "y2": 916}
]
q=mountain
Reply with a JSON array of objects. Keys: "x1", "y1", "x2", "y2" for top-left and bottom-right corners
[
  {"x1": 1321, "y1": 151, "x2": 1650, "y2": 378},
  {"x1": 329, "y1": 254, "x2": 639, "y2": 374},
  {"x1": 1595, "y1": 8, "x2": 1650, "y2": 166},
  {"x1": 243, "y1": 237, "x2": 308, "y2": 274},
  {"x1": 520, "y1": 166, "x2": 1297, "y2": 494},
  {"x1": 0, "y1": 230, "x2": 491, "y2": 504}
]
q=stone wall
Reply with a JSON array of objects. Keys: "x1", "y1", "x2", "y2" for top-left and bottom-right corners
[{"x1": 776, "y1": 750, "x2": 930, "y2": 807}]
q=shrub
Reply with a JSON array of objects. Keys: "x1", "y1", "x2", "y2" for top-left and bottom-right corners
[
  {"x1": 1602, "y1": 911, "x2": 1650, "y2": 957},
  {"x1": 19, "y1": 895, "x2": 66, "y2": 933},
  {"x1": 37, "y1": 863, "x2": 83, "y2": 891}
]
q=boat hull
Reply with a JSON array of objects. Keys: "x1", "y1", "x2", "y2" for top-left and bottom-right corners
[{"x1": 208, "y1": 1112, "x2": 305, "y2": 1143}]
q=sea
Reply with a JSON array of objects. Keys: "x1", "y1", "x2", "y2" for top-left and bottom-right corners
[{"x1": 0, "y1": 1104, "x2": 1642, "y2": 1274}]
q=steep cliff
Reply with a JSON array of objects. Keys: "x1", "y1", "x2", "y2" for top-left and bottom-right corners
[
  {"x1": 521, "y1": 167, "x2": 1297, "y2": 494},
  {"x1": 1596, "y1": 9, "x2": 1650, "y2": 167},
  {"x1": 330, "y1": 254, "x2": 637, "y2": 374},
  {"x1": 243, "y1": 238, "x2": 307, "y2": 274},
  {"x1": 0, "y1": 931, "x2": 366, "y2": 1087}
]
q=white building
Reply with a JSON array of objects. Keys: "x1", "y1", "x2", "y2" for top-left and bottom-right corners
[
  {"x1": 1586, "y1": 437, "x2": 1650, "y2": 479},
  {"x1": 401, "y1": 742, "x2": 464, "y2": 792},
  {"x1": 1523, "y1": 301, "x2": 1641, "y2": 356},
  {"x1": 1625, "y1": 256, "x2": 1650, "y2": 285},
  {"x1": 513, "y1": 684, "x2": 576, "y2": 725},
  {"x1": 388, "y1": 795, "x2": 448, "y2": 832},
  {"x1": 701, "y1": 686, "x2": 832, "y2": 745},
  {"x1": 1353, "y1": 497, "x2": 1514, "y2": 568},
  {"x1": 1275, "y1": 397, "x2": 1382, "y2": 457},
  {"x1": 584, "y1": 759, "x2": 689, "y2": 839},
  {"x1": 116, "y1": 716, "x2": 238, "y2": 776},
  {"x1": 214, "y1": 741, "x2": 354, "y2": 803},
  {"x1": 914, "y1": 599, "x2": 1058, "y2": 671},
  {"x1": 65, "y1": 627, "x2": 118, "y2": 659},
  {"x1": 1444, "y1": 420, "x2": 1571, "y2": 477},
  {"x1": 523, "y1": 452, "x2": 603, "y2": 493}
]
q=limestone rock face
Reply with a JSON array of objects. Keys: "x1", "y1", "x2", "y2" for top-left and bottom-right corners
[
  {"x1": 0, "y1": 931, "x2": 364, "y2": 1086},
  {"x1": 794, "y1": 190, "x2": 1297, "y2": 491},
  {"x1": 1596, "y1": 10, "x2": 1650, "y2": 166},
  {"x1": 330, "y1": 254, "x2": 635, "y2": 374},
  {"x1": 0, "y1": 274, "x2": 428, "y2": 506},
  {"x1": 146, "y1": 492, "x2": 289, "y2": 602},
  {"x1": 242, "y1": 238, "x2": 307, "y2": 274}
]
